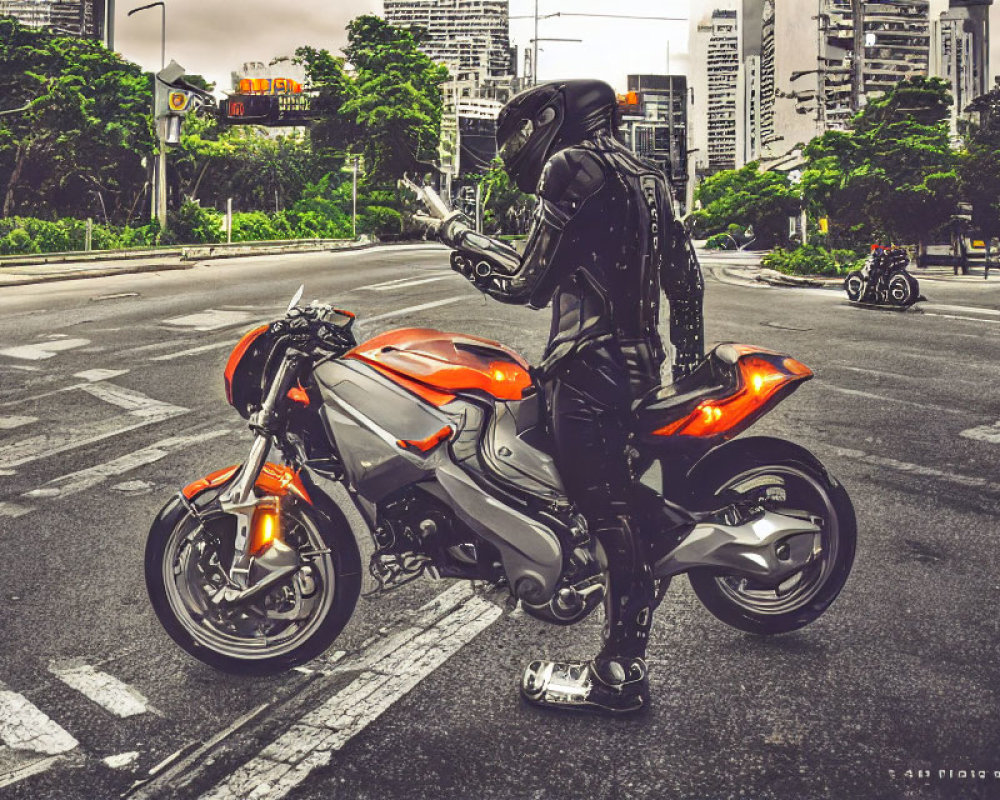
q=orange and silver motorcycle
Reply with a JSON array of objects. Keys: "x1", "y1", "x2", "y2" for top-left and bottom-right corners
[{"x1": 145, "y1": 288, "x2": 856, "y2": 674}]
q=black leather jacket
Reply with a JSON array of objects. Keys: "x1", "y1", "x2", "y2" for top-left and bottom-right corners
[{"x1": 442, "y1": 132, "x2": 705, "y2": 387}]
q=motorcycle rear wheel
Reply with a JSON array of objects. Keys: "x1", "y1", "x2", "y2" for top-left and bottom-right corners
[
  {"x1": 145, "y1": 492, "x2": 360, "y2": 675},
  {"x1": 887, "y1": 272, "x2": 918, "y2": 307},
  {"x1": 688, "y1": 453, "x2": 856, "y2": 635}
]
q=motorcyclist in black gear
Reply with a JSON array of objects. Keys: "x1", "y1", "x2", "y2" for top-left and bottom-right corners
[{"x1": 422, "y1": 79, "x2": 705, "y2": 714}]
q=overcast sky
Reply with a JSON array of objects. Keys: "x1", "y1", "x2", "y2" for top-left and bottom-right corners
[
  {"x1": 113, "y1": 1, "x2": 691, "y2": 93},
  {"x1": 114, "y1": 1, "x2": 998, "y2": 95}
]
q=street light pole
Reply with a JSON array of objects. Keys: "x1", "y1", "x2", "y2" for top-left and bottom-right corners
[
  {"x1": 128, "y1": 1, "x2": 165, "y2": 69},
  {"x1": 128, "y1": 2, "x2": 167, "y2": 228},
  {"x1": 533, "y1": 0, "x2": 539, "y2": 86}
]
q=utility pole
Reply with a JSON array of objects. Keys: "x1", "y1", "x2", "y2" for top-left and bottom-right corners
[
  {"x1": 104, "y1": 0, "x2": 115, "y2": 50},
  {"x1": 851, "y1": 0, "x2": 865, "y2": 113},
  {"x1": 352, "y1": 155, "x2": 359, "y2": 239}
]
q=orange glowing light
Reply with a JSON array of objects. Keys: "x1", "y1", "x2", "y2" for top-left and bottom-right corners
[
  {"x1": 250, "y1": 501, "x2": 280, "y2": 555},
  {"x1": 653, "y1": 353, "x2": 812, "y2": 439}
]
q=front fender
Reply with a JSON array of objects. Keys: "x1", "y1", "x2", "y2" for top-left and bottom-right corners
[{"x1": 182, "y1": 463, "x2": 311, "y2": 503}]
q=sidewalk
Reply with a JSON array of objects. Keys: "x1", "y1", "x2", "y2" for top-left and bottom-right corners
[
  {"x1": 0, "y1": 239, "x2": 385, "y2": 288},
  {"x1": 704, "y1": 255, "x2": 995, "y2": 289}
]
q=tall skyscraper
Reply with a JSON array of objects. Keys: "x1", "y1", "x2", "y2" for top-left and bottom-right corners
[
  {"x1": 931, "y1": 0, "x2": 993, "y2": 135},
  {"x1": 0, "y1": 0, "x2": 105, "y2": 39},
  {"x1": 694, "y1": 7, "x2": 741, "y2": 173},
  {"x1": 384, "y1": 0, "x2": 512, "y2": 83}
]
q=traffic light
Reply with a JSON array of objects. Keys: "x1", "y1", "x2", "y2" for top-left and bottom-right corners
[{"x1": 154, "y1": 60, "x2": 214, "y2": 143}]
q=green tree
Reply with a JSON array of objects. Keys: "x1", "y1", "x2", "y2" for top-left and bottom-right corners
[
  {"x1": 960, "y1": 88, "x2": 1000, "y2": 260},
  {"x1": 478, "y1": 158, "x2": 535, "y2": 235},
  {"x1": 339, "y1": 15, "x2": 449, "y2": 184},
  {"x1": 691, "y1": 162, "x2": 800, "y2": 247},
  {"x1": 0, "y1": 17, "x2": 153, "y2": 222},
  {"x1": 802, "y1": 76, "x2": 958, "y2": 259}
]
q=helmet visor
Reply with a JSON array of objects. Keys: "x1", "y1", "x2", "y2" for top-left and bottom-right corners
[{"x1": 499, "y1": 118, "x2": 534, "y2": 166}]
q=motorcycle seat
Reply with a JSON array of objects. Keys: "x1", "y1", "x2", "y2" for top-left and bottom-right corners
[{"x1": 631, "y1": 344, "x2": 744, "y2": 430}]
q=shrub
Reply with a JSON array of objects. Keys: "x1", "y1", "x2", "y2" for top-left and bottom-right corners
[
  {"x1": 163, "y1": 201, "x2": 224, "y2": 245},
  {"x1": 762, "y1": 244, "x2": 861, "y2": 276},
  {"x1": 706, "y1": 232, "x2": 734, "y2": 250},
  {"x1": 0, "y1": 227, "x2": 37, "y2": 255},
  {"x1": 359, "y1": 205, "x2": 403, "y2": 236}
]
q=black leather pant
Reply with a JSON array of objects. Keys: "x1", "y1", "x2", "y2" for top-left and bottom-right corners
[{"x1": 543, "y1": 341, "x2": 656, "y2": 662}]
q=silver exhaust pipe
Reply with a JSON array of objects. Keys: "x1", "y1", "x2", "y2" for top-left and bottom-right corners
[{"x1": 653, "y1": 511, "x2": 821, "y2": 583}]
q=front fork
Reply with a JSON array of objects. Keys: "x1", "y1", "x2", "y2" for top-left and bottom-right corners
[{"x1": 219, "y1": 350, "x2": 302, "y2": 589}]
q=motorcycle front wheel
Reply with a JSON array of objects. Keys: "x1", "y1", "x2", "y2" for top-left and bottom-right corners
[
  {"x1": 688, "y1": 451, "x2": 856, "y2": 635},
  {"x1": 887, "y1": 271, "x2": 919, "y2": 307},
  {"x1": 844, "y1": 270, "x2": 866, "y2": 302},
  {"x1": 145, "y1": 491, "x2": 361, "y2": 675}
]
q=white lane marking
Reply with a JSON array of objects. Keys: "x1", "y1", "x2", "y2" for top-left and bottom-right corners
[
  {"x1": 103, "y1": 751, "x2": 140, "y2": 769},
  {"x1": 0, "y1": 384, "x2": 188, "y2": 470},
  {"x1": 959, "y1": 422, "x2": 1000, "y2": 444},
  {"x1": 924, "y1": 303, "x2": 1000, "y2": 317},
  {"x1": 360, "y1": 296, "x2": 465, "y2": 325},
  {"x1": 163, "y1": 310, "x2": 257, "y2": 331},
  {"x1": 22, "y1": 429, "x2": 228, "y2": 500},
  {"x1": 79, "y1": 382, "x2": 185, "y2": 419},
  {"x1": 367, "y1": 276, "x2": 453, "y2": 292},
  {"x1": 0, "y1": 688, "x2": 78, "y2": 754},
  {"x1": 923, "y1": 312, "x2": 1000, "y2": 325},
  {"x1": 0, "y1": 502, "x2": 33, "y2": 518},
  {"x1": 111, "y1": 479, "x2": 155, "y2": 493},
  {"x1": 73, "y1": 369, "x2": 129, "y2": 382},
  {"x1": 818, "y1": 444, "x2": 1000, "y2": 493},
  {"x1": 362, "y1": 273, "x2": 447, "y2": 290},
  {"x1": 0, "y1": 415, "x2": 37, "y2": 430},
  {"x1": 0, "y1": 338, "x2": 90, "y2": 361},
  {"x1": 150, "y1": 341, "x2": 236, "y2": 362},
  {"x1": 0, "y1": 753, "x2": 62, "y2": 789},
  {"x1": 199, "y1": 594, "x2": 502, "y2": 800},
  {"x1": 48, "y1": 663, "x2": 148, "y2": 718},
  {"x1": 820, "y1": 383, "x2": 966, "y2": 416}
]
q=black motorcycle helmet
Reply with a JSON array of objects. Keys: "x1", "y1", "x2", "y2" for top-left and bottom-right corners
[{"x1": 496, "y1": 79, "x2": 617, "y2": 193}]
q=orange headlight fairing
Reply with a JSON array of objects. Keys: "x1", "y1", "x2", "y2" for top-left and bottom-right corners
[{"x1": 224, "y1": 324, "x2": 269, "y2": 406}]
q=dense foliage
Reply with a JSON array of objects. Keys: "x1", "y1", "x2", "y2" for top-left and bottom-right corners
[
  {"x1": 0, "y1": 14, "x2": 447, "y2": 249},
  {"x1": 689, "y1": 162, "x2": 799, "y2": 247},
  {"x1": 801, "y1": 77, "x2": 958, "y2": 258},
  {"x1": 0, "y1": 17, "x2": 153, "y2": 223}
]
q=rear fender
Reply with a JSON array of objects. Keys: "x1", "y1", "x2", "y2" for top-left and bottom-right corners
[{"x1": 681, "y1": 436, "x2": 841, "y2": 505}]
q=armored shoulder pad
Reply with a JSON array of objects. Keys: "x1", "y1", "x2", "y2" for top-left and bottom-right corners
[{"x1": 536, "y1": 148, "x2": 606, "y2": 214}]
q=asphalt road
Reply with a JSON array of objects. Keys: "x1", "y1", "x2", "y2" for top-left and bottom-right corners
[{"x1": 1, "y1": 245, "x2": 999, "y2": 800}]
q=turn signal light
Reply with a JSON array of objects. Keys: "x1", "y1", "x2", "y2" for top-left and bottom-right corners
[{"x1": 249, "y1": 500, "x2": 280, "y2": 555}]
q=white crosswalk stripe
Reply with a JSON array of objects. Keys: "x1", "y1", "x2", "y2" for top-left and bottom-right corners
[
  {"x1": 163, "y1": 310, "x2": 257, "y2": 331},
  {"x1": 49, "y1": 663, "x2": 149, "y2": 719},
  {"x1": 0, "y1": 338, "x2": 90, "y2": 361},
  {"x1": 0, "y1": 688, "x2": 78, "y2": 755},
  {"x1": 199, "y1": 588, "x2": 502, "y2": 800}
]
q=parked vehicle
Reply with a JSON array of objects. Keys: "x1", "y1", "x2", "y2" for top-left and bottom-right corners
[
  {"x1": 844, "y1": 246, "x2": 920, "y2": 307},
  {"x1": 145, "y1": 288, "x2": 857, "y2": 674}
]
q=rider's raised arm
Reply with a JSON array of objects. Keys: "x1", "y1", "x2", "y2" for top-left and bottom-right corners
[
  {"x1": 660, "y1": 208, "x2": 706, "y2": 381},
  {"x1": 439, "y1": 147, "x2": 605, "y2": 309}
]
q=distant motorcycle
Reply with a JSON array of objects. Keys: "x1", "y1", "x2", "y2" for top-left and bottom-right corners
[{"x1": 844, "y1": 246, "x2": 919, "y2": 308}]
